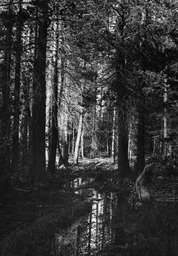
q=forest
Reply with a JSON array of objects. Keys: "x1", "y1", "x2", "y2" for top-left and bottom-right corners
[{"x1": 0, "y1": 0, "x2": 178, "y2": 255}]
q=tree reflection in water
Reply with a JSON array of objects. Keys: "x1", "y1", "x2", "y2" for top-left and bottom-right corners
[{"x1": 54, "y1": 178, "x2": 118, "y2": 256}]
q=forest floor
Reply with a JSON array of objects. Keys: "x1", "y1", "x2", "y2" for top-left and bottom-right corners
[{"x1": 0, "y1": 157, "x2": 178, "y2": 256}]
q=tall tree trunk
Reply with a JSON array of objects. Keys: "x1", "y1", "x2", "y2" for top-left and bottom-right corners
[
  {"x1": 32, "y1": 0, "x2": 48, "y2": 186},
  {"x1": 73, "y1": 113, "x2": 84, "y2": 164},
  {"x1": 12, "y1": 0, "x2": 22, "y2": 173},
  {"x1": 80, "y1": 129, "x2": 84, "y2": 159},
  {"x1": 47, "y1": 14, "x2": 59, "y2": 174},
  {"x1": 163, "y1": 81, "x2": 168, "y2": 159},
  {"x1": 71, "y1": 123, "x2": 75, "y2": 155},
  {"x1": 117, "y1": 104, "x2": 130, "y2": 177},
  {"x1": 56, "y1": 21, "x2": 68, "y2": 166},
  {"x1": 47, "y1": 58, "x2": 58, "y2": 174},
  {"x1": 20, "y1": 74, "x2": 30, "y2": 166},
  {"x1": 0, "y1": 0, "x2": 13, "y2": 186},
  {"x1": 62, "y1": 116, "x2": 69, "y2": 164},
  {"x1": 114, "y1": 8, "x2": 131, "y2": 177},
  {"x1": 90, "y1": 91, "x2": 97, "y2": 158},
  {"x1": 128, "y1": 121, "x2": 134, "y2": 161},
  {"x1": 60, "y1": 80, "x2": 69, "y2": 165},
  {"x1": 136, "y1": 97, "x2": 145, "y2": 173},
  {"x1": 111, "y1": 106, "x2": 116, "y2": 163}
]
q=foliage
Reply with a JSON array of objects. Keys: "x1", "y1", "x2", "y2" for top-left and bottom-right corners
[{"x1": 127, "y1": 202, "x2": 178, "y2": 256}]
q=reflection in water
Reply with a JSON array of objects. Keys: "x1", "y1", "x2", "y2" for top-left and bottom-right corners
[{"x1": 54, "y1": 178, "x2": 118, "y2": 256}]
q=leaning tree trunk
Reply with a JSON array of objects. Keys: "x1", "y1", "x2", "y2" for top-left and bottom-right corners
[{"x1": 31, "y1": 0, "x2": 48, "y2": 186}]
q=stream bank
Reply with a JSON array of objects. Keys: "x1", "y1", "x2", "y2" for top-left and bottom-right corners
[
  {"x1": 0, "y1": 158, "x2": 178, "y2": 256},
  {"x1": 54, "y1": 176, "x2": 178, "y2": 256}
]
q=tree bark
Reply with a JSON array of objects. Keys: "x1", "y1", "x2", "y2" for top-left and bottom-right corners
[
  {"x1": 136, "y1": 97, "x2": 145, "y2": 173},
  {"x1": 20, "y1": 73, "x2": 31, "y2": 166},
  {"x1": 90, "y1": 91, "x2": 97, "y2": 158},
  {"x1": 32, "y1": 0, "x2": 48, "y2": 186},
  {"x1": 73, "y1": 113, "x2": 84, "y2": 164},
  {"x1": 71, "y1": 124, "x2": 75, "y2": 155},
  {"x1": 80, "y1": 129, "x2": 84, "y2": 159},
  {"x1": 61, "y1": 113, "x2": 69, "y2": 165},
  {"x1": 47, "y1": 57, "x2": 58, "y2": 174},
  {"x1": 163, "y1": 81, "x2": 168, "y2": 159},
  {"x1": 12, "y1": 0, "x2": 22, "y2": 173},
  {"x1": 111, "y1": 106, "x2": 116, "y2": 163},
  {"x1": 117, "y1": 104, "x2": 130, "y2": 177},
  {"x1": 0, "y1": 0, "x2": 13, "y2": 186},
  {"x1": 47, "y1": 14, "x2": 59, "y2": 174}
]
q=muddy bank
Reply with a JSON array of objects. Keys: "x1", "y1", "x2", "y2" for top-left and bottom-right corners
[{"x1": 0, "y1": 183, "x2": 91, "y2": 256}]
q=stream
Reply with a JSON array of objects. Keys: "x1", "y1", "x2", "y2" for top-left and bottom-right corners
[{"x1": 53, "y1": 177, "x2": 119, "y2": 256}]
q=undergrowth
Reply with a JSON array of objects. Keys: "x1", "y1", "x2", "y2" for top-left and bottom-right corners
[{"x1": 113, "y1": 200, "x2": 178, "y2": 256}]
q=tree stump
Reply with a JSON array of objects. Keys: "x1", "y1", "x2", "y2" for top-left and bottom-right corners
[{"x1": 135, "y1": 163, "x2": 154, "y2": 201}]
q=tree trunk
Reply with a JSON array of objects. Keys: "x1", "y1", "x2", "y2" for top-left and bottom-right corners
[
  {"x1": 12, "y1": 0, "x2": 22, "y2": 173},
  {"x1": 111, "y1": 106, "x2": 116, "y2": 163},
  {"x1": 61, "y1": 113, "x2": 69, "y2": 165},
  {"x1": 57, "y1": 21, "x2": 69, "y2": 165},
  {"x1": 20, "y1": 74, "x2": 30, "y2": 166},
  {"x1": 32, "y1": 0, "x2": 48, "y2": 186},
  {"x1": 71, "y1": 124, "x2": 75, "y2": 155},
  {"x1": 128, "y1": 121, "x2": 134, "y2": 161},
  {"x1": 57, "y1": 137, "x2": 68, "y2": 168},
  {"x1": 47, "y1": 14, "x2": 59, "y2": 174},
  {"x1": 117, "y1": 105, "x2": 130, "y2": 177},
  {"x1": 47, "y1": 58, "x2": 58, "y2": 174},
  {"x1": 136, "y1": 99, "x2": 145, "y2": 173},
  {"x1": 80, "y1": 130, "x2": 84, "y2": 159},
  {"x1": 73, "y1": 113, "x2": 84, "y2": 164},
  {"x1": 0, "y1": 0, "x2": 13, "y2": 186},
  {"x1": 162, "y1": 81, "x2": 168, "y2": 159},
  {"x1": 90, "y1": 92, "x2": 97, "y2": 158}
]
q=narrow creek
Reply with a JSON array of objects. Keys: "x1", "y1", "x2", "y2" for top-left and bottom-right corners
[{"x1": 53, "y1": 177, "x2": 119, "y2": 256}]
